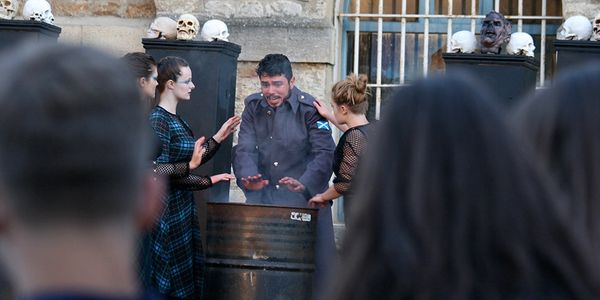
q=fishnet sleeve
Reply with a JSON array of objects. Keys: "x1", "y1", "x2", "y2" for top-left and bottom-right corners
[
  {"x1": 171, "y1": 174, "x2": 213, "y2": 191},
  {"x1": 153, "y1": 162, "x2": 189, "y2": 179},
  {"x1": 333, "y1": 129, "x2": 368, "y2": 195},
  {"x1": 200, "y1": 137, "x2": 221, "y2": 166}
]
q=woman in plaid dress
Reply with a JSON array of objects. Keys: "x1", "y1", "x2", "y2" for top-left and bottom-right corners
[{"x1": 143, "y1": 56, "x2": 240, "y2": 300}]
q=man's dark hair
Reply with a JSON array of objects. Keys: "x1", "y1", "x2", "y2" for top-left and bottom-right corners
[
  {"x1": 0, "y1": 43, "x2": 148, "y2": 227},
  {"x1": 256, "y1": 53, "x2": 293, "y2": 80}
]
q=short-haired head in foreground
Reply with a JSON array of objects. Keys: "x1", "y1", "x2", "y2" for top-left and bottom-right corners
[{"x1": 0, "y1": 42, "x2": 150, "y2": 228}]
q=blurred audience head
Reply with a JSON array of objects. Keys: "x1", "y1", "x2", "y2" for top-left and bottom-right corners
[
  {"x1": 327, "y1": 72, "x2": 600, "y2": 300},
  {"x1": 513, "y1": 63, "x2": 600, "y2": 248}
]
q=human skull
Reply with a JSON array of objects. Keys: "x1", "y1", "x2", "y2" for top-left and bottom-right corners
[
  {"x1": 176, "y1": 14, "x2": 199, "y2": 41},
  {"x1": 200, "y1": 19, "x2": 230, "y2": 42},
  {"x1": 0, "y1": 0, "x2": 18, "y2": 20},
  {"x1": 23, "y1": 0, "x2": 54, "y2": 24},
  {"x1": 147, "y1": 17, "x2": 177, "y2": 40},
  {"x1": 591, "y1": 13, "x2": 600, "y2": 41},
  {"x1": 506, "y1": 32, "x2": 536, "y2": 57},
  {"x1": 557, "y1": 15, "x2": 592, "y2": 41},
  {"x1": 449, "y1": 31, "x2": 477, "y2": 53}
]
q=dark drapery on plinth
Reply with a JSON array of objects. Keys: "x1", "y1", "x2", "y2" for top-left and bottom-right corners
[
  {"x1": 442, "y1": 53, "x2": 538, "y2": 108},
  {"x1": 0, "y1": 19, "x2": 61, "y2": 52},
  {"x1": 554, "y1": 40, "x2": 600, "y2": 74}
]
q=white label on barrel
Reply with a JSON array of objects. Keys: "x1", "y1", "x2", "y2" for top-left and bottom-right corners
[{"x1": 290, "y1": 212, "x2": 312, "y2": 222}]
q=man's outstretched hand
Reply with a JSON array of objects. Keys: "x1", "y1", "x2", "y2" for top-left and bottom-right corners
[
  {"x1": 279, "y1": 177, "x2": 305, "y2": 193},
  {"x1": 241, "y1": 174, "x2": 269, "y2": 191}
]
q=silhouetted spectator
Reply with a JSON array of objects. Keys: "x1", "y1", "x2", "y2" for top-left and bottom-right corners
[
  {"x1": 327, "y1": 72, "x2": 600, "y2": 300},
  {"x1": 0, "y1": 43, "x2": 165, "y2": 299}
]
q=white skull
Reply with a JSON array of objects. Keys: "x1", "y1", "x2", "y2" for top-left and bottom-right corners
[
  {"x1": 147, "y1": 17, "x2": 177, "y2": 40},
  {"x1": 0, "y1": 0, "x2": 17, "y2": 20},
  {"x1": 506, "y1": 32, "x2": 536, "y2": 57},
  {"x1": 557, "y1": 15, "x2": 592, "y2": 41},
  {"x1": 176, "y1": 14, "x2": 199, "y2": 41},
  {"x1": 591, "y1": 13, "x2": 600, "y2": 41},
  {"x1": 449, "y1": 31, "x2": 477, "y2": 53},
  {"x1": 23, "y1": 0, "x2": 54, "y2": 24},
  {"x1": 200, "y1": 19, "x2": 230, "y2": 42}
]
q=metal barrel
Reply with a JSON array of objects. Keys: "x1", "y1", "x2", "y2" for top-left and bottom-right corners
[{"x1": 205, "y1": 202, "x2": 318, "y2": 300}]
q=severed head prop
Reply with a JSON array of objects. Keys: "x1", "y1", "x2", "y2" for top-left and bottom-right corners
[{"x1": 480, "y1": 10, "x2": 512, "y2": 54}]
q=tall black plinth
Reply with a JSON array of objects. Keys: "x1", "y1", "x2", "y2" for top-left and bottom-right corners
[
  {"x1": 143, "y1": 39, "x2": 241, "y2": 204},
  {"x1": 0, "y1": 19, "x2": 61, "y2": 52},
  {"x1": 442, "y1": 53, "x2": 538, "y2": 108},
  {"x1": 554, "y1": 40, "x2": 600, "y2": 74}
]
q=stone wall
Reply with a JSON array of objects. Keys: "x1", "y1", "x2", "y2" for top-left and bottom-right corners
[
  {"x1": 562, "y1": 0, "x2": 600, "y2": 19},
  {"x1": 52, "y1": 0, "x2": 155, "y2": 17}
]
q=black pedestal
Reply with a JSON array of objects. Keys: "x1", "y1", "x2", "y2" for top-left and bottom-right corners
[
  {"x1": 442, "y1": 53, "x2": 538, "y2": 108},
  {"x1": 554, "y1": 40, "x2": 600, "y2": 74},
  {"x1": 0, "y1": 19, "x2": 61, "y2": 52},
  {"x1": 143, "y1": 39, "x2": 241, "y2": 203}
]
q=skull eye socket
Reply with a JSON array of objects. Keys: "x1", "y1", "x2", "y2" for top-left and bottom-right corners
[
  {"x1": 187, "y1": 21, "x2": 193, "y2": 26},
  {"x1": 178, "y1": 20, "x2": 184, "y2": 25},
  {"x1": 3, "y1": 0, "x2": 11, "y2": 6}
]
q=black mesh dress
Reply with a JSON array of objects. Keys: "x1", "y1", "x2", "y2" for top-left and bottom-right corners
[{"x1": 332, "y1": 124, "x2": 369, "y2": 217}]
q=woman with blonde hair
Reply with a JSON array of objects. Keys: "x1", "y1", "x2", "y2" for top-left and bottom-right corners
[{"x1": 309, "y1": 73, "x2": 370, "y2": 217}]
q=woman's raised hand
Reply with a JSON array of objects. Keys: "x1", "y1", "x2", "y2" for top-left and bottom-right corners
[
  {"x1": 213, "y1": 115, "x2": 241, "y2": 143},
  {"x1": 188, "y1": 136, "x2": 206, "y2": 170}
]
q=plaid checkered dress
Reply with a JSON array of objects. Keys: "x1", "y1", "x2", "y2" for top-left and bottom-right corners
[{"x1": 141, "y1": 106, "x2": 216, "y2": 299}]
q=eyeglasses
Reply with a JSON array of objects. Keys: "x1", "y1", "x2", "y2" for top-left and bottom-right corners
[{"x1": 176, "y1": 78, "x2": 193, "y2": 85}]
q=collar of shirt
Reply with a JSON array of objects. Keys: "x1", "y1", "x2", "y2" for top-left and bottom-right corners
[{"x1": 259, "y1": 86, "x2": 301, "y2": 114}]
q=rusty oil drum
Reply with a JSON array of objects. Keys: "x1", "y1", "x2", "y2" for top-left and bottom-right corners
[{"x1": 204, "y1": 202, "x2": 318, "y2": 300}]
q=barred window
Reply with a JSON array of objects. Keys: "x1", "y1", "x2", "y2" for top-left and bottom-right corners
[
  {"x1": 338, "y1": 0, "x2": 562, "y2": 120},
  {"x1": 333, "y1": 0, "x2": 562, "y2": 223}
]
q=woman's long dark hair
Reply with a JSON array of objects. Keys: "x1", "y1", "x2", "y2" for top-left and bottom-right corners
[
  {"x1": 327, "y1": 72, "x2": 600, "y2": 300},
  {"x1": 513, "y1": 64, "x2": 600, "y2": 251}
]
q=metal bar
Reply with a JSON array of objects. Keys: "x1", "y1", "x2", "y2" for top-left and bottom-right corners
[
  {"x1": 368, "y1": 83, "x2": 404, "y2": 88},
  {"x1": 423, "y1": 0, "x2": 430, "y2": 78},
  {"x1": 540, "y1": 0, "x2": 547, "y2": 86},
  {"x1": 376, "y1": 0, "x2": 383, "y2": 119},
  {"x1": 495, "y1": 0, "x2": 499, "y2": 12},
  {"x1": 339, "y1": 13, "x2": 562, "y2": 20},
  {"x1": 518, "y1": 0, "x2": 523, "y2": 32},
  {"x1": 353, "y1": 0, "x2": 360, "y2": 75},
  {"x1": 400, "y1": 0, "x2": 406, "y2": 84},
  {"x1": 447, "y1": 0, "x2": 453, "y2": 52},
  {"x1": 471, "y1": 0, "x2": 476, "y2": 32}
]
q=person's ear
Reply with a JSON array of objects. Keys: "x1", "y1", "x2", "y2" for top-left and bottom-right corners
[
  {"x1": 289, "y1": 76, "x2": 296, "y2": 89},
  {"x1": 136, "y1": 172, "x2": 165, "y2": 232},
  {"x1": 166, "y1": 79, "x2": 176, "y2": 91},
  {"x1": 340, "y1": 104, "x2": 349, "y2": 115},
  {"x1": 137, "y1": 77, "x2": 146, "y2": 88}
]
